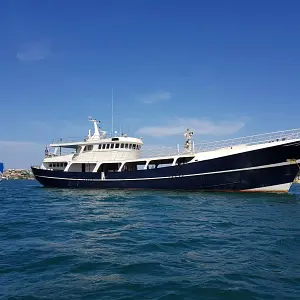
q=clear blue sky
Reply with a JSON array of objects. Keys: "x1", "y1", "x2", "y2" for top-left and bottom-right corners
[{"x1": 0, "y1": 0, "x2": 300, "y2": 168}]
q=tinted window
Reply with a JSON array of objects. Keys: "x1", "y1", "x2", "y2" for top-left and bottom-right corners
[
  {"x1": 102, "y1": 144, "x2": 106, "y2": 149},
  {"x1": 125, "y1": 144, "x2": 128, "y2": 149},
  {"x1": 121, "y1": 143, "x2": 124, "y2": 148},
  {"x1": 132, "y1": 144, "x2": 136, "y2": 149},
  {"x1": 115, "y1": 143, "x2": 120, "y2": 149},
  {"x1": 110, "y1": 144, "x2": 114, "y2": 149},
  {"x1": 106, "y1": 144, "x2": 110, "y2": 149},
  {"x1": 129, "y1": 144, "x2": 132, "y2": 149},
  {"x1": 49, "y1": 163, "x2": 52, "y2": 167}
]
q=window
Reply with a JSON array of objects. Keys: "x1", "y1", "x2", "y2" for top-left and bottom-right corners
[
  {"x1": 129, "y1": 144, "x2": 132, "y2": 149},
  {"x1": 125, "y1": 144, "x2": 128, "y2": 149},
  {"x1": 175, "y1": 156, "x2": 195, "y2": 165},
  {"x1": 121, "y1": 143, "x2": 124, "y2": 148},
  {"x1": 115, "y1": 143, "x2": 120, "y2": 149},
  {"x1": 121, "y1": 161, "x2": 147, "y2": 171},
  {"x1": 106, "y1": 144, "x2": 110, "y2": 149},
  {"x1": 60, "y1": 163, "x2": 63, "y2": 167},
  {"x1": 147, "y1": 158, "x2": 174, "y2": 169},
  {"x1": 110, "y1": 144, "x2": 114, "y2": 149},
  {"x1": 102, "y1": 144, "x2": 106, "y2": 149},
  {"x1": 49, "y1": 163, "x2": 53, "y2": 167},
  {"x1": 84, "y1": 145, "x2": 93, "y2": 151},
  {"x1": 132, "y1": 144, "x2": 136, "y2": 150},
  {"x1": 64, "y1": 162, "x2": 67, "y2": 166},
  {"x1": 98, "y1": 145, "x2": 102, "y2": 149}
]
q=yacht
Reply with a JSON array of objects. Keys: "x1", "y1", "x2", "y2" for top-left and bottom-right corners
[{"x1": 31, "y1": 118, "x2": 300, "y2": 193}]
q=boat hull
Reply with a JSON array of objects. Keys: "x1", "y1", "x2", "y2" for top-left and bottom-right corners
[
  {"x1": 31, "y1": 140, "x2": 300, "y2": 193},
  {"x1": 32, "y1": 163, "x2": 298, "y2": 192}
]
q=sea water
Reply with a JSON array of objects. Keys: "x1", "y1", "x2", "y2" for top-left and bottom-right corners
[{"x1": 1, "y1": 180, "x2": 300, "y2": 299}]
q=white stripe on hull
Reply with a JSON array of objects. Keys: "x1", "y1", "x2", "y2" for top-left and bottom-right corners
[{"x1": 241, "y1": 182, "x2": 293, "y2": 193}]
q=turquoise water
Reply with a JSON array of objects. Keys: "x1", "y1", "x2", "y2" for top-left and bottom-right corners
[{"x1": 1, "y1": 180, "x2": 300, "y2": 300}]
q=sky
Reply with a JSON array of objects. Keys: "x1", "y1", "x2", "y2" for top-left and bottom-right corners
[{"x1": 0, "y1": 0, "x2": 300, "y2": 168}]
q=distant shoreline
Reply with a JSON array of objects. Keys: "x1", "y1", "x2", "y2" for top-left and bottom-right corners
[{"x1": 3, "y1": 169, "x2": 34, "y2": 180}]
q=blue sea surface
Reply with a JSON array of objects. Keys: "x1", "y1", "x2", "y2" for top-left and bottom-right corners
[{"x1": 1, "y1": 180, "x2": 300, "y2": 300}]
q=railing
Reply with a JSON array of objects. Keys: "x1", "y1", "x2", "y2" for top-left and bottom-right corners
[
  {"x1": 194, "y1": 128, "x2": 300, "y2": 153},
  {"x1": 48, "y1": 128, "x2": 300, "y2": 159},
  {"x1": 44, "y1": 150, "x2": 76, "y2": 158},
  {"x1": 141, "y1": 128, "x2": 300, "y2": 158},
  {"x1": 51, "y1": 133, "x2": 142, "y2": 144},
  {"x1": 140, "y1": 145, "x2": 184, "y2": 158},
  {"x1": 51, "y1": 137, "x2": 87, "y2": 144}
]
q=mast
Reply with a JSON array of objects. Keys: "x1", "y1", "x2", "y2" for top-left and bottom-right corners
[
  {"x1": 88, "y1": 117, "x2": 101, "y2": 138},
  {"x1": 111, "y1": 88, "x2": 114, "y2": 137}
]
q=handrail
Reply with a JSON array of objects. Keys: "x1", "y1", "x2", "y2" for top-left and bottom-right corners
[
  {"x1": 47, "y1": 128, "x2": 300, "y2": 159},
  {"x1": 51, "y1": 137, "x2": 87, "y2": 144},
  {"x1": 141, "y1": 128, "x2": 300, "y2": 158},
  {"x1": 51, "y1": 133, "x2": 142, "y2": 144},
  {"x1": 194, "y1": 128, "x2": 300, "y2": 153}
]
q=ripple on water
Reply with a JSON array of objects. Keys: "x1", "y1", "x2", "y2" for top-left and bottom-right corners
[{"x1": 1, "y1": 181, "x2": 300, "y2": 300}]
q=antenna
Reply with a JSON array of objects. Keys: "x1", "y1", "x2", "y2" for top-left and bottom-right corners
[{"x1": 111, "y1": 88, "x2": 114, "y2": 137}]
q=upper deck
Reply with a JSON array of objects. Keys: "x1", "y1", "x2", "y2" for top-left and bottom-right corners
[
  {"x1": 49, "y1": 117, "x2": 143, "y2": 148},
  {"x1": 45, "y1": 118, "x2": 300, "y2": 161},
  {"x1": 44, "y1": 118, "x2": 144, "y2": 163},
  {"x1": 140, "y1": 128, "x2": 300, "y2": 158},
  {"x1": 50, "y1": 135, "x2": 143, "y2": 148}
]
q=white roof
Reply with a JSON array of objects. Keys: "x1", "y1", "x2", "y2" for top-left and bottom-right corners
[{"x1": 50, "y1": 136, "x2": 143, "y2": 148}]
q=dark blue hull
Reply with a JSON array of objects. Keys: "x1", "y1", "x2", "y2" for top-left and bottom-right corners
[{"x1": 31, "y1": 141, "x2": 300, "y2": 192}]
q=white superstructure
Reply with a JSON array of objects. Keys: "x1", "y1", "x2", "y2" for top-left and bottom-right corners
[{"x1": 42, "y1": 118, "x2": 144, "y2": 173}]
